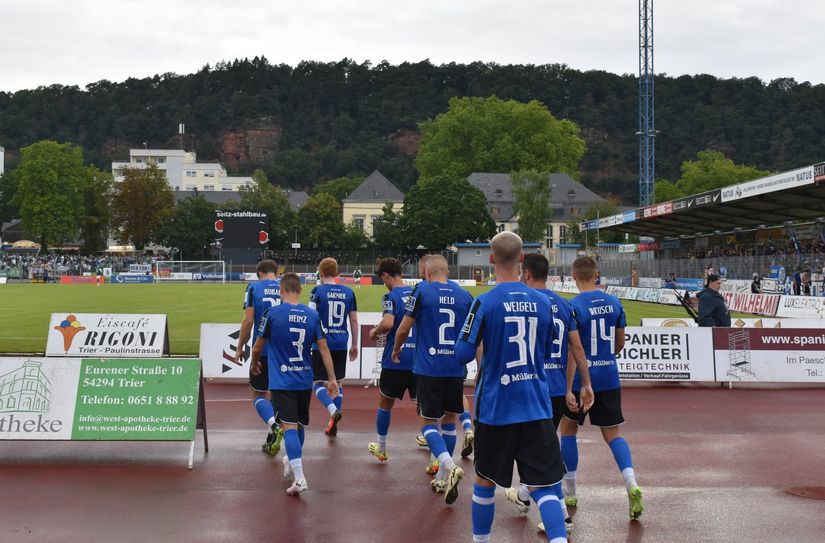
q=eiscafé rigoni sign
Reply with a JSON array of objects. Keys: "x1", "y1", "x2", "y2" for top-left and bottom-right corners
[{"x1": 46, "y1": 313, "x2": 169, "y2": 357}]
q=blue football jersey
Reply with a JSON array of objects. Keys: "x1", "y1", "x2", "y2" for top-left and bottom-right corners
[
  {"x1": 381, "y1": 285, "x2": 415, "y2": 370},
  {"x1": 458, "y1": 282, "x2": 555, "y2": 425},
  {"x1": 244, "y1": 278, "x2": 281, "y2": 342},
  {"x1": 569, "y1": 290, "x2": 626, "y2": 392},
  {"x1": 309, "y1": 283, "x2": 357, "y2": 351},
  {"x1": 257, "y1": 302, "x2": 326, "y2": 390},
  {"x1": 405, "y1": 281, "x2": 473, "y2": 377},
  {"x1": 537, "y1": 288, "x2": 577, "y2": 398}
]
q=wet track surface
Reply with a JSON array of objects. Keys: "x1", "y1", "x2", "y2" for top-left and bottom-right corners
[{"x1": 1, "y1": 383, "x2": 824, "y2": 542}]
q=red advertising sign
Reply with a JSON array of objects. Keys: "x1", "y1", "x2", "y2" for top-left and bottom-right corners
[{"x1": 729, "y1": 293, "x2": 780, "y2": 316}]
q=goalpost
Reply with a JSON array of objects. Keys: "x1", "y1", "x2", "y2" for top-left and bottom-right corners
[{"x1": 154, "y1": 261, "x2": 227, "y2": 283}]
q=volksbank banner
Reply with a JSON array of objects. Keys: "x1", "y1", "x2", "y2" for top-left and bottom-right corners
[
  {"x1": 0, "y1": 358, "x2": 200, "y2": 441},
  {"x1": 46, "y1": 313, "x2": 169, "y2": 357},
  {"x1": 617, "y1": 327, "x2": 715, "y2": 381}
]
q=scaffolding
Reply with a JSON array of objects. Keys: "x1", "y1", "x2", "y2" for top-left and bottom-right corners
[{"x1": 726, "y1": 329, "x2": 755, "y2": 380}]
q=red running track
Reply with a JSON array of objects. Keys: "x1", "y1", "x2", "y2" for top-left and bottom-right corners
[{"x1": 1, "y1": 383, "x2": 824, "y2": 542}]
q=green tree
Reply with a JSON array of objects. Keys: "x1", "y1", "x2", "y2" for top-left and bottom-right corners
[
  {"x1": 297, "y1": 192, "x2": 345, "y2": 249},
  {"x1": 415, "y1": 96, "x2": 586, "y2": 180},
  {"x1": 372, "y1": 202, "x2": 402, "y2": 249},
  {"x1": 339, "y1": 223, "x2": 373, "y2": 250},
  {"x1": 80, "y1": 167, "x2": 113, "y2": 254},
  {"x1": 400, "y1": 176, "x2": 495, "y2": 250},
  {"x1": 0, "y1": 170, "x2": 20, "y2": 227},
  {"x1": 14, "y1": 141, "x2": 86, "y2": 250},
  {"x1": 654, "y1": 149, "x2": 772, "y2": 202},
  {"x1": 314, "y1": 176, "x2": 364, "y2": 203},
  {"x1": 511, "y1": 169, "x2": 553, "y2": 242},
  {"x1": 155, "y1": 195, "x2": 217, "y2": 259},
  {"x1": 238, "y1": 169, "x2": 294, "y2": 249},
  {"x1": 112, "y1": 164, "x2": 175, "y2": 250}
]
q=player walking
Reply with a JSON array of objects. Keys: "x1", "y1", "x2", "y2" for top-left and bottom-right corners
[
  {"x1": 250, "y1": 273, "x2": 339, "y2": 495},
  {"x1": 392, "y1": 255, "x2": 472, "y2": 503},
  {"x1": 235, "y1": 259, "x2": 282, "y2": 455},
  {"x1": 308, "y1": 258, "x2": 358, "y2": 437},
  {"x1": 505, "y1": 253, "x2": 594, "y2": 532},
  {"x1": 457, "y1": 232, "x2": 569, "y2": 543},
  {"x1": 559, "y1": 256, "x2": 644, "y2": 520},
  {"x1": 368, "y1": 258, "x2": 415, "y2": 462}
]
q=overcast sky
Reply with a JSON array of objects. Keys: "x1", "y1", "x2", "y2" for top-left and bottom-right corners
[{"x1": 1, "y1": 0, "x2": 823, "y2": 92}]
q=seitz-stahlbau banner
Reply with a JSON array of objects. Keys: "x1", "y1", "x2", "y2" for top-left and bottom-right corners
[
  {"x1": 46, "y1": 313, "x2": 169, "y2": 357},
  {"x1": 0, "y1": 357, "x2": 200, "y2": 441}
]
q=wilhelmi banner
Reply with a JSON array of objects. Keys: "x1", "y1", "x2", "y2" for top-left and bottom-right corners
[{"x1": 46, "y1": 314, "x2": 169, "y2": 357}]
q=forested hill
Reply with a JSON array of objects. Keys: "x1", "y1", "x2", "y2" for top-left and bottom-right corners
[{"x1": 1, "y1": 57, "x2": 823, "y2": 203}]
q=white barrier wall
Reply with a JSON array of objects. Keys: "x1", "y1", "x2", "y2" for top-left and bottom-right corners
[{"x1": 199, "y1": 313, "x2": 478, "y2": 381}]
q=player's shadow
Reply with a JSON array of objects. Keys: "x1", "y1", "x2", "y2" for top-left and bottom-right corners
[{"x1": 625, "y1": 520, "x2": 644, "y2": 542}]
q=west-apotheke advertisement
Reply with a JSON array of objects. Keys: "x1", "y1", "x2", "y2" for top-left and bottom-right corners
[
  {"x1": 0, "y1": 358, "x2": 200, "y2": 441},
  {"x1": 46, "y1": 313, "x2": 169, "y2": 357}
]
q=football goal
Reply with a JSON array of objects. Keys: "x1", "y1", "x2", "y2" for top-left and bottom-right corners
[{"x1": 154, "y1": 260, "x2": 227, "y2": 283}]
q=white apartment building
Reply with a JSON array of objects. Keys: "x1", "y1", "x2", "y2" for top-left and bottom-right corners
[{"x1": 111, "y1": 149, "x2": 252, "y2": 191}]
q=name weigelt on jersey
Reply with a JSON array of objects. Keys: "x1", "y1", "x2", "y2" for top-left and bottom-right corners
[{"x1": 502, "y1": 301, "x2": 538, "y2": 313}]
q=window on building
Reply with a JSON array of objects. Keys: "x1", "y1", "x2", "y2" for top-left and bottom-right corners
[
  {"x1": 156, "y1": 156, "x2": 166, "y2": 164},
  {"x1": 185, "y1": 185, "x2": 196, "y2": 191},
  {"x1": 204, "y1": 185, "x2": 215, "y2": 191},
  {"x1": 221, "y1": 185, "x2": 233, "y2": 191},
  {"x1": 474, "y1": 249, "x2": 482, "y2": 257},
  {"x1": 490, "y1": 206, "x2": 500, "y2": 216},
  {"x1": 497, "y1": 224, "x2": 506, "y2": 233},
  {"x1": 494, "y1": 188, "x2": 504, "y2": 197},
  {"x1": 186, "y1": 171, "x2": 197, "y2": 177},
  {"x1": 135, "y1": 157, "x2": 144, "y2": 164},
  {"x1": 353, "y1": 217, "x2": 364, "y2": 230},
  {"x1": 560, "y1": 225, "x2": 569, "y2": 244},
  {"x1": 204, "y1": 171, "x2": 216, "y2": 178},
  {"x1": 571, "y1": 207, "x2": 581, "y2": 217}
]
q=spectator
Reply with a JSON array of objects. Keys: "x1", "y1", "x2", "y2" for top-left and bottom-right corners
[
  {"x1": 793, "y1": 267, "x2": 802, "y2": 295},
  {"x1": 697, "y1": 274, "x2": 731, "y2": 327},
  {"x1": 802, "y1": 270, "x2": 812, "y2": 296},
  {"x1": 750, "y1": 273, "x2": 761, "y2": 294}
]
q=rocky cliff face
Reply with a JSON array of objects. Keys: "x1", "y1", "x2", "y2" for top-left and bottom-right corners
[
  {"x1": 219, "y1": 119, "x2": 281, "y2": 170},
  {"x1": 387, "y1": 128, "x2": 420, "y2": 156}
]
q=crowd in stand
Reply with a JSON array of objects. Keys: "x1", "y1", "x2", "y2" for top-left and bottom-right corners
[
  {"x1": 678, "y1": 240, "x2": 825, "y2": 259},
  {"x1": 0, "y1": 253, "x2": 164, "y2": 280}
]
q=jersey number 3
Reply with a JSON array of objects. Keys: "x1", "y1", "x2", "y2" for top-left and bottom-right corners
[{"x1": 504, "y1": 316, "x2": 537, "y2": 369}]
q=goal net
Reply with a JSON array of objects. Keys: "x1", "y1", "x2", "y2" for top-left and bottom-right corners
[{"x1": 154, "y1": 261, "x2": 226, "y2": 283}]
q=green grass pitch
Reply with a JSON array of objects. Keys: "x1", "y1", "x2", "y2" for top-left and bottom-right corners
[{"x1": 1, "y1": 283, "x2": 706, "y2": 355}]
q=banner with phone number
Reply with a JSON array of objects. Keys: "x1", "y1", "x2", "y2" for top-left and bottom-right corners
[{"x1": 0, "y1": 358, "x2": 200, "y2": 441}]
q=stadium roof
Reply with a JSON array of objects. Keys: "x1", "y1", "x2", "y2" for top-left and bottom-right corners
[{"x1": 581, "y1": 162, "x2": 825, "y2": 238}]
